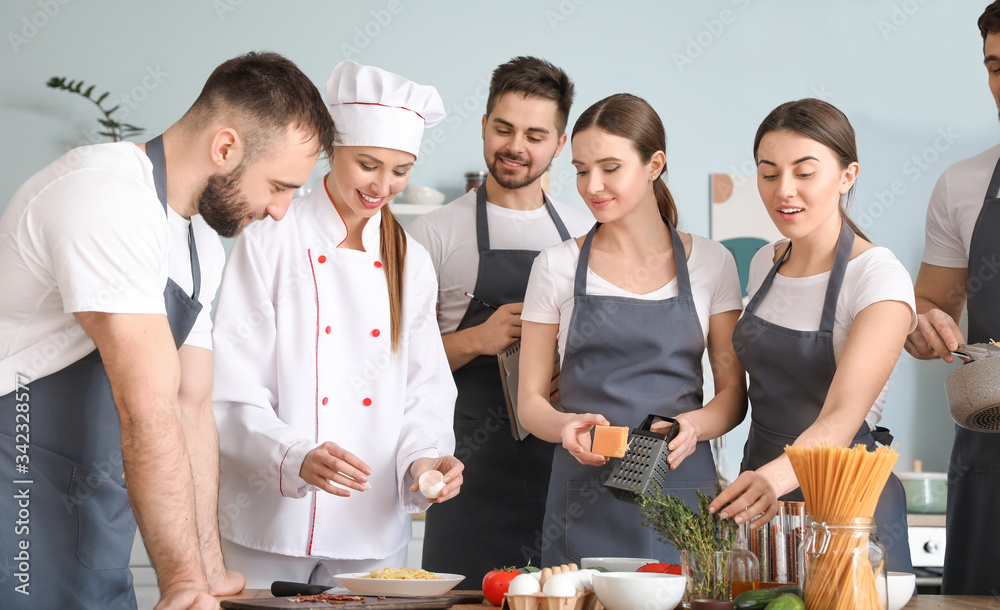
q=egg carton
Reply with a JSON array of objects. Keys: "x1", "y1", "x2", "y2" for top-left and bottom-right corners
[{"x1": 502, "y1": 590, "x2": 603, "y2": 610}]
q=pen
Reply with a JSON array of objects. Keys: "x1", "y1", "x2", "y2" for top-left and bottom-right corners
[{"x1": 464, "y1": 291, "x2": 498, "y2": 310}]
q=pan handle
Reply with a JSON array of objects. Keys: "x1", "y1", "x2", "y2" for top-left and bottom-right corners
[
  {"x1": 271, "y1": 581, "x2": 331, "y2": 597},
  {"x1": 637, "y1": 414, "x2": 680, "y2": 443}
]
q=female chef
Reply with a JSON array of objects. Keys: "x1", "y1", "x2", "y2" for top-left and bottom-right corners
[
  {"x1": 709, "y1": 99, "x2": 915, "y2": 572},
  {"x1": 211, "y1": 60, "x2": 462, "y2": 586},
  {"x1": 517, "y1": 93, "x2": 747, "y2": 565}
]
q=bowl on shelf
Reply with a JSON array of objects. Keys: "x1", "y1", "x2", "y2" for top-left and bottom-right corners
[
  {"x1": 400, "y1": 184, "x2": 445, "y2": 206},
  {"x1": 579, "y1": 557, "x2": 657, "y2": 572},
  {"x1": 897, "y1": 472, "x2": 947, "y2": 514},
  {"x1": 591, "y1": 572, "x2": 685, "y2": 610}
]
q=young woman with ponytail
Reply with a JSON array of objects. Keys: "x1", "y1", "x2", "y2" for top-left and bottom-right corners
[
  {"x1": 709, "y1": 99, "x2": 915, "y2": 572},
  {"x1": 517, "y1": 93, "x2": 747, "y2": 565},
  {"x1": 210, "y1": 61, "x2": 463, "y2": 586}
]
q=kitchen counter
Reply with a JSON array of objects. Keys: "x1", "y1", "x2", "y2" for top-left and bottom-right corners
[{"x1": 220, "y1": 590, "x2": 998, "y2": 609}]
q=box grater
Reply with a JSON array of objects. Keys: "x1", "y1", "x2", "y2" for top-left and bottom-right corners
[{"x1": 603, "y1": 414, "x2": 680, "y2": 503}]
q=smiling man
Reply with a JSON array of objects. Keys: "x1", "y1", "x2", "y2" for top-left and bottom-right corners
[
  {"x1": 408, "y1": 56, "x2": 593, "y2": 584},
  {"x1": 0, "y1": 52, "x2": 335, "y2": 610},
  {"x1": 904, "y1": 0, "x2": 1000, "y2": 595}
]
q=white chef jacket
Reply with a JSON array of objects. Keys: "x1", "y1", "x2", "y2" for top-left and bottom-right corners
[{"x1": 212, "y1": 182, "x2": 457, "y2": 560}]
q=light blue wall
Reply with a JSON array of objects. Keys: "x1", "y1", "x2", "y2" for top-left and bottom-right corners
[{"x1": 2, "y1": 0, "x2": 996, "y2": 474}]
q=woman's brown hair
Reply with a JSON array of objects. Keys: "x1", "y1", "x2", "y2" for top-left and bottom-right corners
[
  {"x1": 571, "y1": 93, "x2": 678, "y2": 227},
  {"x1": 753, "y1": 98, "x2": 868, "y2": 240},
  {"x1": 380, "y1": 204, "x2": 407, "y2": 353}
]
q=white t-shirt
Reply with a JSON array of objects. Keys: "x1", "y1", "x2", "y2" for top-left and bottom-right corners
[
  {"x1": 922, "y1": 143, "x2": 1000, "y2": 267},
  {"x1": 0, "y1": 143, "x2": 223, "y2": 395},
  {"x1": 745, "y1": 242, "x2": 917, "y2": 429},
  {"x1": 522, "y1": 234, "x2": 744, "y2": 362},
  {"x1": 406, "y1": 189, "x2": 595, "y2": 334}
]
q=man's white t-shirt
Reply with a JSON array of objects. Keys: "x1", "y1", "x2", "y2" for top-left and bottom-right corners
[
  {"x1": 745, "y1": 242, "x2": 917, "y2": 430},
  {"x1": 922, "y1": 143, "x2": 1000, "y2": 268},
  {"x1": 0, "y1": 143, "x2": 223, "y2": 395},
  {"x1": 521, "y1": 234, "x2": 743, "y2": 362},
  {"x1": 406, "y1": 189, "x2": 595, "y2": 334}
]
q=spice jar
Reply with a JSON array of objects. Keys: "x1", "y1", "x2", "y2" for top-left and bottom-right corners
[
  {"x1": 464, "y1": 170, "x2": 487, "y2": 192},
  {"x1": 801, "y1": 516, "x2": 887, "y2": 610}
]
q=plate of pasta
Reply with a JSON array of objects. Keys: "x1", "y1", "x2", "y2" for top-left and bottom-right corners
[{"x1": 335, "y1": 568, "x2": 465, "y2": 596}]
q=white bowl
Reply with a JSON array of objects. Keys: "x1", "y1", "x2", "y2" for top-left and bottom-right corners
[
  {"x1": 592, "y1": 572, "x2": 686, "y2": 610},
  {"x1": 580, "y1": 557, "x2": 658, "y2": 572},
  {"x1": 876, "y1": 571, "x2": 916, "y2": 610},
  {"x1": 400, "y1": 184, "x2": 446, "y2": 206}
]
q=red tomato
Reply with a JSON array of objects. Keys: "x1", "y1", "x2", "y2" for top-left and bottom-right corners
[
  {"x1": 482, "y1": 569, "x2": 519, "y2": 606},
  {"x1": 636, "y1": 563, "x2": 682, "y2": 575}
]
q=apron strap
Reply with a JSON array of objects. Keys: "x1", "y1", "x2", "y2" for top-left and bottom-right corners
[
  {"x1": 145, "y1": 135, "x2": 201, "y2": 301},
  {"x1": 986, "y1": 154, "x2": 1000, "y2": 202},
  {"x1": 574, "y1": 224, "x2": 599, "y2": 297},
  {"x1": 573, "y1": 216, "x2": 691, "y2": 298},
  {"x1": 743, "y1": 242, "x2": 792, "y2": 316},
  {"x1": 818, "y1": 220, "x2": 855, "y2": 333},
  {"x1": 542, "y1": 192, "x2": 573, "y2": 241},
  {"x1": 475, "y1": 185, "x2": 573, "y2": 253}
]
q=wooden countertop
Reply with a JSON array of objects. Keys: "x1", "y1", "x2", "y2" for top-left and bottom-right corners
[{"x1": 220, "y1": 590, "x2": 995, "y2": 609}]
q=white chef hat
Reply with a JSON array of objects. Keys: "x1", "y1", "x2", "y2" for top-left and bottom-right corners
[{"x1": 326, "y1": 60, "x2": 445, "y2": 158}]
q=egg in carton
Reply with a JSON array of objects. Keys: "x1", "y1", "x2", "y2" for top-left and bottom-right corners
[{"x1": 502, "y1": 564, "x2": 603, "y2": 610}]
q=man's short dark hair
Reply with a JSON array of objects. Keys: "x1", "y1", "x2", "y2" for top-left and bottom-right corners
[
  {"x1": 979, "y1": 1, "x2": 1000, "y2": 41},
  {"x1": 485, "y1": 56, "x2": 574, "y2": 135},
  {"x1": 185, "y1": 51, "x2": 337, "y2": 162}
]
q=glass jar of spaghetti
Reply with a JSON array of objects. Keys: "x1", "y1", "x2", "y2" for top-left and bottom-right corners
[{"x1": 801, "y1": 516, "x2": 888, "y2": 610}]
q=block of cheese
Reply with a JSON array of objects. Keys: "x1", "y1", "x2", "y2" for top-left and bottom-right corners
[{"x1": 592, "y1": 425, "x2": 629, "y2": 458}]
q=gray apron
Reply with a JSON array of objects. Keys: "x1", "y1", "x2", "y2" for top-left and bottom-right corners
[
  {"x1": 541, "y1": 219, "x2": 718, "y2": 566},
  {"x1": 422, "y1": 186, "x2": 572, "y2": 583},
  {"x1": 733, "y1": 220, "x2": 912, "y2": 573},
  {"x1": 942, "y1": 155, "x2": 1000, "y2": 594},
  {"x1": 0, "y1": 135, "x2": 202, "y2": 609}
]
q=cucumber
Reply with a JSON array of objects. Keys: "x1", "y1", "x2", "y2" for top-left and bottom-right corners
[
  {"x1": 733, "y1": 585, "x2": 802, "y2": 610},
  {"x1": 764, "y1": 593, "x2": 804, "y2": 610}
]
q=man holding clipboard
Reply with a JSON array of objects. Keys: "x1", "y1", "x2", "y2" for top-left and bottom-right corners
[{"x1": 408, "y1": 56, "x2": 593, "y2": 583}]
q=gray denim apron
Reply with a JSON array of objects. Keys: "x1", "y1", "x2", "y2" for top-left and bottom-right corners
[
  {"x1": 540, "y1": 219, "x2": 718, "y2": 566},
  {"x1": 942, "y1": 155, "x2": 1000, "y2": 594},
  {"x1": 733, "y1": 220, "x2": 912, "y2": 573},
  {"x1": 422, "y1": 186, "x2": 572, "y2": 583},
  {"x1": 0, "y1": 135, "x2": 202, "y2": 609}
]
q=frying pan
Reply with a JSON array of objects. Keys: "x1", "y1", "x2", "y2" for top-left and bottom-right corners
[{"x1": 945, "y1": 344, "x2": 1000, "y2": 432}]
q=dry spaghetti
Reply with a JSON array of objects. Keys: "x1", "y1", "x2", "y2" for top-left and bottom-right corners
[{"x1": 785, "y1": 443, "x2": 898, "y2": 610}]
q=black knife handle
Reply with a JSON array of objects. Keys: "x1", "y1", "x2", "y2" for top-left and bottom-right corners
[{"x1": 271, "y1": 581, "x2": 330, "y2": 597}]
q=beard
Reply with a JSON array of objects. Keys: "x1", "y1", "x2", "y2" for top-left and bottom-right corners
[
  {"x1": 486, "y1": 148, "x2": 549, "y2": 190},
  {"x1": 197, "y1": 164, "x2": 255, "y2": 238}
]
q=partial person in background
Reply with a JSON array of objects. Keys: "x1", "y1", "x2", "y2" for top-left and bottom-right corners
[
  {"x1": 212, "y1": 60, "x2": 461, "y2": 588},
  {"x1": 408, "y1": 56, "x2": 593, "y2": 582},
  {"x1": 0, "y1": 51, "x2": 334, "y2": 610},
  {"x1": 710, "y1": 99, "x2": 915, "y2": 573},
  {"x1": 903, "y1": 1, "x2": 1000, "y2": 594},
  {"x1": 517, "y1": 93, "x2": 746, "y2": 565}
]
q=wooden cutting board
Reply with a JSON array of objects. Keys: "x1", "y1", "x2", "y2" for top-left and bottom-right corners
[{"x1": 221, "y1": 591, "x2": 484, "y2": 609}]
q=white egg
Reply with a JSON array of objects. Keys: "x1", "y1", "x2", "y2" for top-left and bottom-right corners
[
  {"x1": 541, "y1": 573, "x2": 577, "y2": 597},
  {"x1": 418, "y1": 470, "x2": 445, "y2": 499},
  {"x1": 507, "y1": 573, "x2": 542, "y2": 596}
]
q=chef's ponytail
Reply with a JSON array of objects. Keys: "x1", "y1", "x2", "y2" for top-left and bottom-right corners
[
  {"x1": 572, "y1": 93, "x2": 679, "y2": 227},
  {"x1": 380, "y1": 204, "x2": 406, "y2": 353}
]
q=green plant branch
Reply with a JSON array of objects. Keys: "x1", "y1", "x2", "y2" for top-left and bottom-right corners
[{"x1": 46, "y1": 77, "x2": 144, "y2": 142}]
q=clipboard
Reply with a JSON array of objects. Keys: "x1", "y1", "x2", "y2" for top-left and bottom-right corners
[{"x1": 497, "y1": 340, "x2": 561, "y2": 441}]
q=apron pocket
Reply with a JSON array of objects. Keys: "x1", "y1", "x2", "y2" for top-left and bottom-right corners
[{"x1": 69, "y1": 466, "x2": 137, "y2": 570}]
